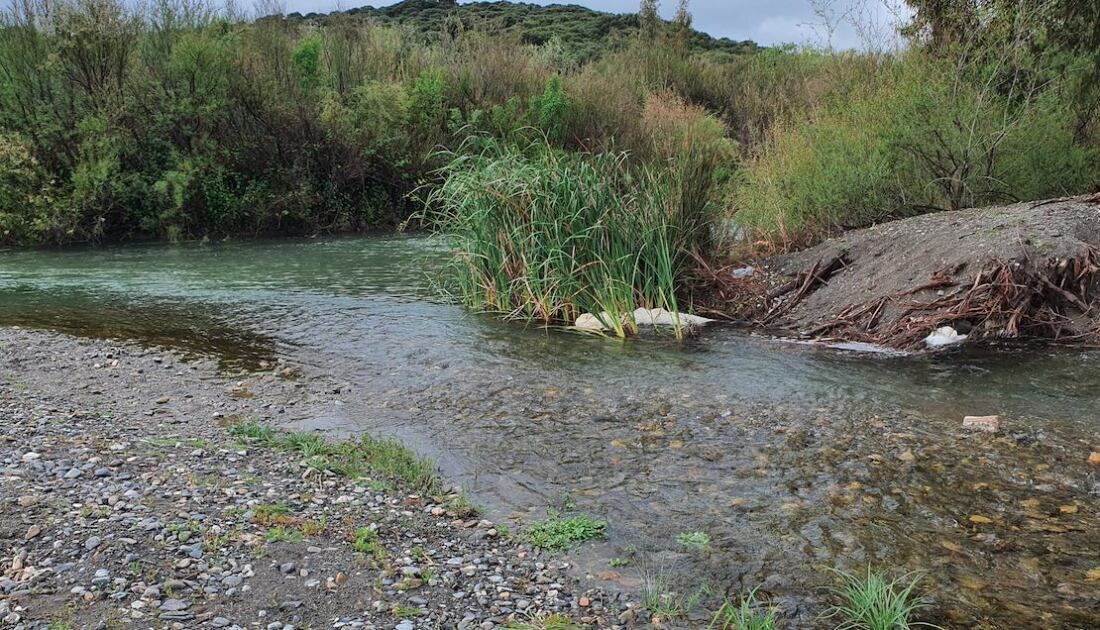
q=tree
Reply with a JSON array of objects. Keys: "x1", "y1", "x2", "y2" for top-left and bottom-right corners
[{"x1": 639, "y1": 0, "x2": 660, "y2": 37}]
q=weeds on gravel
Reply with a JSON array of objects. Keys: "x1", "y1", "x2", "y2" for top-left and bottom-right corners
[
  {"x1": 392, "y1": 604, "x2": 424, "y2": 618},
  {"x1": 824, "y1": 567, "x2": 938, "y2": 630},
  {"x1": 352, "y1": 527, "x2": 381, "y2": 555},
  {"x1": 527, "y1": 511, "x2": 606, "y2": 551},
  {"x1": 676, "y1": 530, "x2": 711, "y2": 550},
  {"x1": 252, "y1": 503, "x2": 292, "y2": 526},
  {"x1": 710, "y1": 587, "x2": 777, "y2": 630},
  {"x1": 228, "y1": 421, "x2": 441, "y2": 494},
  {"x1": 229, "y1": 421, "x2": 278, "y2": 444},
  {"x1": 504, "y1": 613, "x2": 588, "y2": 630},
  {"x1": 264, "y1": 526, "x2": 303, "y2": 543},
  {"x1": 641, "y1": 567, "x2": 708, "y2": 619}
]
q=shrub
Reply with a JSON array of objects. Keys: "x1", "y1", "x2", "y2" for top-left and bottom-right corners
[{"x1": 734, "y1": 51, "x2": 1100, "y2": 245}]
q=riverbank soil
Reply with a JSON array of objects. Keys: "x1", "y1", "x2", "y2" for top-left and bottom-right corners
[
  {"x1": 0, "y1": 330, "x2": 628, "y2": 629},
  {"x1": 740, "y1": 195, "x2": 1100, "y2": 349}
]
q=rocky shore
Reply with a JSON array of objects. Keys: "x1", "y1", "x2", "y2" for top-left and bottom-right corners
[{"x1": 0, "y1": 328, "x2": 631, "y2": 629}]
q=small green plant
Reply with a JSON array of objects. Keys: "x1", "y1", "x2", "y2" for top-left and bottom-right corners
[
  {"x1": 504, "y1": 613, "x2": 587, "y2": 630},
  {"x1": 641, "y1": 567, "x2": 707, "y2": 619},
  {"x1": 264, "y1": 526, "x2": 303, "y2": 543},
  {"x1": 676, "y1": 530, "x2": 710, "y2": 550},
  {"x1": 252, "y1": 503, "x2": 291, "y2": 525},
  {"x1": 825, "y1": 567, "x2": 938, "y2": 630},
  {"x1": 527, "y1": 512, "x2": 606, "y2": 551},
  {"x1": 608, "y1": 557, "x2": 630, "y2": 567},
  {"x1": 392, "y1": 604, "x2": 424, "y2": 618},
  {"x1": 228, "y1": 421, "x2": 277, "y2": 444},
  {"x1": 283, "y1": 431, "x2": 329, "y2": 457},
  {"x1": 710, "y1": 588, "x2": 777, "y2": 630},
  {"x1": 445, "y1": 494, "x2": 480, "y2": 517},
  {"x1": 353, "y1": 527, "x2": 381, "y2": 554}
]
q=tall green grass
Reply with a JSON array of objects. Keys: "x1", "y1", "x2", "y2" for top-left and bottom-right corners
[
  {"x1": 825, "y1": 568, "x2": 938, "y2": 630},
  {"x1": 423, "y1": 139, "x2": 720, "y2": 337}
]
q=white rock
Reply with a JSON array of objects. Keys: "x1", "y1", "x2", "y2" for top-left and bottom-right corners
[
  {"x1": 632, "y1": 307, "x2": 714, "y2": 328},
  {"x1": 924, "y1": 326, "x2": 967, "y2": 348},
  {"x1": 574, "y1": 308, "x2": 714, "y2": 332},
  {"x1": 963, "y1": 415, "x2": 1000, "y2": 433}
]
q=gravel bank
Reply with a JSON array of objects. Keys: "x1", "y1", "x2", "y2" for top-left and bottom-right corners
[{"x1": 0, "y1": 328, "x2": 633, "y2": 629}]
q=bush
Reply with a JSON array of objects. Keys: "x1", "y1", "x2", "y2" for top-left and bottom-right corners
[{"x1": 735, "y1": 52, "x2": 1100, "y2": 245}]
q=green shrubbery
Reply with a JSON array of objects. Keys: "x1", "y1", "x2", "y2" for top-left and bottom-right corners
[
  {"x1": 735, "y1": 50, "x2": 1100, "y2": 243},
  {"x1": 0, "y1": 0, "x2": 746, "y2": 246},
  {"x1": 2, "y1": 0, "x2": 1097, "y2": 251}
]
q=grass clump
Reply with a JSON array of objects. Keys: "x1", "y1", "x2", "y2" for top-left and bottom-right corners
[
  {"x1": 352, "y1": 527, "x2": 381, "y2": 554},
  {"x1": 825, "y1": 567, "x2": 938, "y2": 630},
  {"x1": 641, "y1": 567, "x2": 707, "y2": 619},
  {"x1": 264, "y1": 526, "x2": 303, "y2": 543},
  {"x1": 424, "y1": 140, "x2": 723, "y2": 338},
  {"x1": 676, "y1": 530, "x2": 711, "y2": 550},
  {"x1": 228, "y1": 421, "x2": 278, "y2": 444},
  {"x1": 710, "y1": 588, "x2": 777, "y2": 630},
  {"x1": 526, "y1": 511, "x2": 606, "y2": 551},
  {"x1": 228, "y1": 421, "x2": 441, "y2": 494},
  {"x1": 504, "y1": 613, "x2": 588, "y2": 630}
]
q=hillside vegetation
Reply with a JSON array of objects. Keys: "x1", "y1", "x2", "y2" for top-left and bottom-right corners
[{"x1": 291, "y1": 1, "x2": 759, "y2": 62}]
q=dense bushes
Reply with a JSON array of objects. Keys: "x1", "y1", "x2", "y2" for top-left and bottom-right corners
[
  {"x1": 2, "y1": 0, "x2": 1098, "y2": 252},
  {"x1": 734, "y1": 49, "x2": 1100, "y2": 243},
  {"x1": 0, "y1": 0, "x2": 745, "y2": 246}
]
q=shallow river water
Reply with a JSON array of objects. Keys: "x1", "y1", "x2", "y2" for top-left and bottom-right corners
[{"x1": 2, "y1": 236, "x2": 1098, "y2": 628}]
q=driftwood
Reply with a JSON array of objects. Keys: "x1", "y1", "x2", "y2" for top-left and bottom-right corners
[
  {"x1": 761, "y1": 255, "x2": 846, "y2": 324},
  {"x1": 801, "y1": 246, "x2": 1100, "y2": 349}
]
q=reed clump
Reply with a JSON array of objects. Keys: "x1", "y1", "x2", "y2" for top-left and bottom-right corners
[{"x1": 423, "y1": 139, "x2": 723, "y2": 336}]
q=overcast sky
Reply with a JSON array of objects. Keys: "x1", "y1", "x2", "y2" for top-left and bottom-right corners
[{"x1": 282, "y1": 0, "x2": 910, "y2": 50}]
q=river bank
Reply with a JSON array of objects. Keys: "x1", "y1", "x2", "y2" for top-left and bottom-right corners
[
  {"x1": 0, "y1": 328, "x2": 630, "y2": 629},
  {"x1": 717, "y1": 195, "x2": 1100, "y2": 350}
]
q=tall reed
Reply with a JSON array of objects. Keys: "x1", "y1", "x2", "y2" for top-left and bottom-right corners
[{"x1": 422, "y1": 139, "x2": 717, "y2": 337}]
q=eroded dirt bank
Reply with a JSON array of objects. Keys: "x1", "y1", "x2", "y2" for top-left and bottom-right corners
[
  {"x1": 0, "y1": 329, "x2": 629, "y2": 629},
  {"x1": 729, "y1": 195, "x2": 1100, "y2": 349}
]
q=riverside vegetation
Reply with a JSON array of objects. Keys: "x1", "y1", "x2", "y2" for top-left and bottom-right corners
[{"x1": 3, "y1": 0, "x2": 1097, "y2": 335}]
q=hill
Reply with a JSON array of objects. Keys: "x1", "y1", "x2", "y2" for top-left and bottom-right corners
[{"x1": 284, "y1": 0, "x2": 759, "y2": 61}]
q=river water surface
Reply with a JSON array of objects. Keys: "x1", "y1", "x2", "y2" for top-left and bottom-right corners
[{"x1": 2, "y1": 236, "x2": 1098, "y2": 627}]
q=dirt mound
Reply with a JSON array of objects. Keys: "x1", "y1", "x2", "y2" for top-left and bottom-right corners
[{"x1": 754, "y1": 195, "x2": 1100, "y2": 349}]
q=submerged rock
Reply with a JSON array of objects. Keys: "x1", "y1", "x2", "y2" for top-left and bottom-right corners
[
  {"x1": 963, "y1": 415, "x2": 1001, "y2": 433},
  {"x1": 924, "y1": 326, "x2": 967, "y2": 348}
]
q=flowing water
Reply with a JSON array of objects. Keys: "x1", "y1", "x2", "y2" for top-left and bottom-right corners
[{"x1": 2, "y1": 236, "x2": 1098, "y2": 627}]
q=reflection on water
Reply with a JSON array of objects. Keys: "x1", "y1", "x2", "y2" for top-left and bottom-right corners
[{"x1": 3, "y1": 236, "x2": 1099, "y2": 626}]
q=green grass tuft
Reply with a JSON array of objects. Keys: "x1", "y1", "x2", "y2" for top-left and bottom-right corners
[
  {"x1": 504, "y1": 613, "x2": 588, "y2": 630},
  {"x1": 227, "y1": 422, "x2": 441, "y2": 495},
  {"x1": 710, "y1": 587, "x2": 777, "y2": 630},
  {"x1": 526, "y1": 511, "x2": 606, "y2": 551},
  {"x1": 825, "y1": 567, "x2": 939, "y2": 630},
  {"x1": 676, "y1": 530, "x2": 710, "y2": 549}
]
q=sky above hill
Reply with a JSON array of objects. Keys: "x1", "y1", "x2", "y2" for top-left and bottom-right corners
[{"x1": 281, "y1": 0, "x2": 909, "y2": 50}]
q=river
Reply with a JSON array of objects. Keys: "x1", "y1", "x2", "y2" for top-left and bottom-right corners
[{"x1": 2, "y1": 235, "x2": 1098, "y2": 627}]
